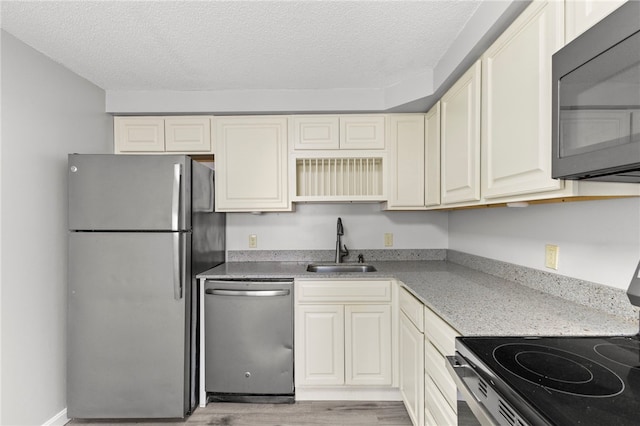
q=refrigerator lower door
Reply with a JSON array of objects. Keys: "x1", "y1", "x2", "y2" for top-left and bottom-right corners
[{"x1": 68, "y1": 232, "x2": 191, "y2": 419}]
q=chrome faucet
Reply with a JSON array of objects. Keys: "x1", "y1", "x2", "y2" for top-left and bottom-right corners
[{"x1": 335, "y1": 217, "x2": 349, "y2": 263}]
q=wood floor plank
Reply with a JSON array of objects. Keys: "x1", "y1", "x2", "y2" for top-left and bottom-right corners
[{"x1": 68, "y1": 401, "x2": 413, "y2": 426}]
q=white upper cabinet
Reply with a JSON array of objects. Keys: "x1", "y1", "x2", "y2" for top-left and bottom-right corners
[
  {"x1": 340, "y1": 115, "x2": 386, "y2": 150},
  {"x1": 213, "y1": 116, "x2": 290, "y2": 212},
  {"x1": 440, "y1": 61, "x2": 482, "y2": 205},
  {"x1": 291, "y1": 115, "x2": 386, "y2": 150},
  {"x1": 291, "y1": 115, "x2": 340, "y2": 150},
  {"x1": 114, "y1": 116, "x2": 212, "y2": 154},
  {"x1": 481, "y1": 0, "x2": 564, "y2": 199},
  {"x1": 386, "y1": 115, "x2": 426, "y2": 210},
  {"x1": 424, "y1": 103, "x2": 441, "y2": 207},
  {"x1": 114, "y1": 117, "x2": 165, "y2": 152},
  {"x1": 565, "y1": 0, "x2": 628, "y2": 43},
  {"x1": 164, "y1": 117, "x2": 212, "y2": 152},
  {"x1": 290, "y1": 114, "x2": 388, "y2": 203}
]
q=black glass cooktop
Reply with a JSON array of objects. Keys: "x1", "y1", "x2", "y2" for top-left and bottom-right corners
[{"x1": 458, "y1": 335, "x2": 640, "y2": 426}]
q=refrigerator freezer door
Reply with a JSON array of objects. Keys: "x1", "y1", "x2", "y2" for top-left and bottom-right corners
[
  {"x1": 68, "y1": 154, "x2": 191, "y2": 231},
  {"x1": 68, "y1": 232, "x2": 191, "y2": 419}
]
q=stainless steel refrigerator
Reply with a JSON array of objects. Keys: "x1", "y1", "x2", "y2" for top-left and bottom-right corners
[{"x1": 67, "y1": 154, "x2": 225, "y2": 419}]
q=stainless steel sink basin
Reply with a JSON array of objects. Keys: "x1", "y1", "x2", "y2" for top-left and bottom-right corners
[{"x1": 306, "y1": 263, "x2": 377, "y2": 273}]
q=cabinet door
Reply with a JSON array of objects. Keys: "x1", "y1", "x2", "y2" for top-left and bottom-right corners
[
  {"x1": 565, "y1": 0, "x2": 627, "y2": 43},
  {"x1": 440, "y1": 61, "x2": 481, "y2": 205},
  {"x1": 425, "y1": 103, "x2": 441, "y2": 207},
  {"x1": 345, "y1": 305, "x2": 392, "y2": 386},
  {"x1": 165, "y1": 117, "x2": 212, "y2": 153},
  {"x1": 399, "y1": 312, "x2": 424, "y2": 426},
  {"x1": 295, "y1": 305, "x2": 345, "y2": 386},
  {"x1": 114, "y1": 117, "x2": 165, "y2": 153},
  {"x1": 386, "y1": 115, "x2": 426, "y2": 209},
  {"x1": 340, "y1": 115, "x2": 386, "y2": 150},
  {"x1": 482, "y1": 0, "x2": 564, "y2": 199},
  {"x1": 214, "y1": 116, "x2": 290, "y2": 211},
  {"x1": 291, "y1": 115, "x2": 340, "y2": 149}
]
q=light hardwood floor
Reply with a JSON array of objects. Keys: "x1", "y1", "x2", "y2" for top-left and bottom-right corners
[{"x1": 68, "y1": 401, "x2": 413, "y2": 426}]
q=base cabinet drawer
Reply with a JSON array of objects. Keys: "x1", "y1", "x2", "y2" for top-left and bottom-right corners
[
  {"x1": 424, "y1": 340, "x2": 457, "y2": 410},
  {"x1": 425, "y1": 374, "x2": 457, "y2": 426},
  {"x1": 297, "y1": 280, "x2": 392, "y2": 303},
  {"x1": 424, "y1": 305, "x2": 459, "y2": 355},
  {"x1": 399, "y1": 287, "x2": 424, "y2": 331}
]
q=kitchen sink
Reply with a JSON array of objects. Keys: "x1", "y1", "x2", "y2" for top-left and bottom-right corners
[{"x1": 306, "y1": 263, "x2": 377, "y2": 273}]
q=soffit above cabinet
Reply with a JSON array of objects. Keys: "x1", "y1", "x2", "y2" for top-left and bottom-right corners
[{"x1": 1, "y1": 1, "x2": 529, "y2": 114}]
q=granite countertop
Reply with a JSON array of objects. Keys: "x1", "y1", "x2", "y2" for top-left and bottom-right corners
[{"x1": 198, "y1": 260, "x2": 638, "y2": 337}]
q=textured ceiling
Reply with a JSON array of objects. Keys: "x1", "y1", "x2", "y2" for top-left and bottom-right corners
[{"x1": 1, "y1": 0, "x2": 483, "y2": 93}]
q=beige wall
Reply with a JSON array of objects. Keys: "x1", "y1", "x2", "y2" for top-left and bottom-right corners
[
  {"x1": 1, "y1": 31, "x2": 111, "y2": 425},
  {"x1": 226, "y1": 203, "x2": 449, "y2": 251},
  {"x1": 449, "y1": 197, "x2": 640, "y2": 290}
]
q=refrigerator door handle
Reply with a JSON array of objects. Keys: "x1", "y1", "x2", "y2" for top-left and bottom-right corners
[
  {"x1": 171, "y1": 163, "x2": 182, "y2": 231},
  {"x1": 173, "y1": 233, "x2": 182, "y2": 300}
]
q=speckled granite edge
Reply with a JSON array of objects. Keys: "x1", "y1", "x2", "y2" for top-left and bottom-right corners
[
  {"x1": 447, "y1": 250, "x2": 640, "y2": 324},
  {"x1": 227, "y1": 249, "x2": 446, "y2": 262}
]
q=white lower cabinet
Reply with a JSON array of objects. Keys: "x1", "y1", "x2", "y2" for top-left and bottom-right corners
[
  {"x1": 399, "y1": 285, "x2": 461, "y2": 426},
  {"x1": 295, "y1": 280, "x2": 394, "y2": 392},
  {"x1": 400, "y1": 311, "x2": 425, "y2": 426},
  {"x1": 424, "y1": 305, "x2": 460, "y2": 426},
  {"x1": 296, "y1": 304, "x2": 345, "y2": 385},
  {"x1": 399, "y1": 286, "x2": 425, "y2": 426},
  {"x1": 345, "y1": 305, "x2": 392, "y2": 386},
  {"x1": 425, "y1": 374, "x2": 457, "y2": 426}
]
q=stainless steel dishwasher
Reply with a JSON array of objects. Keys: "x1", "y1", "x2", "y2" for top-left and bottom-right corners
[{"x1": 204, "y1": 278, "x2": 294, "y2": 403}]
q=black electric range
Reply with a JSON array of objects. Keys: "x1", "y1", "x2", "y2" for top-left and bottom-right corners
[{"x1": 448, "y1": 334, "x2": 640, "y2": 425}]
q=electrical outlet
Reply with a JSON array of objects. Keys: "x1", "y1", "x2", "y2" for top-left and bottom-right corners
[
  {"x1": 249, "y1": 234, "x2": 257, "y2": 248},
  {"x1": 384, "y1": 233, "x2": 393, "y2": 247},
  {"x1": 545, "y1": 244, "x2": 559, "y2": 270}
]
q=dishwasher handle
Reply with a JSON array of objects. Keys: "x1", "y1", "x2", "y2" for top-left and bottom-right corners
[{"x1": 205, "y1": 289, "x2": 290, "y2": 297}]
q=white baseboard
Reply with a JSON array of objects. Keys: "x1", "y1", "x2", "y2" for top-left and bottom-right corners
[
  {"x1": 295, "y1": 387, "x2": 402, "y2": 401},
  {"x1": 42, "y1": 408, "x2": 69, "y2": 426}
]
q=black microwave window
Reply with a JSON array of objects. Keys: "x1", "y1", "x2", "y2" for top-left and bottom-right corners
[{"x1": 558, "y1": 31, "x2": 640, "y2": 158}]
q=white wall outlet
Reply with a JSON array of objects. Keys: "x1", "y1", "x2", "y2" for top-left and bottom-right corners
[
  {"x1": 249, "y1": 234, "x2": 257, "y2": 248},
  {"x1": 384, "y1": 233, "x2": 394, "y2": 247},
  {"x1": 545, "y1": 244, "x2": 559, "y2": 270}
]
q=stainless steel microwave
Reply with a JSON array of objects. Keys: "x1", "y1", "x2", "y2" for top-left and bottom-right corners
[{"x1": 552, "y1": 1, "x2": 640, "y2": 183}]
